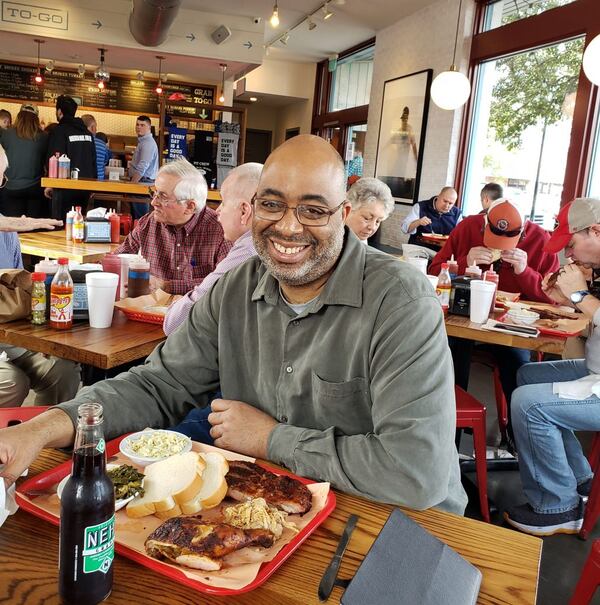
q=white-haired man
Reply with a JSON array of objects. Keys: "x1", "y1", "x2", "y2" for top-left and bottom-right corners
[
  {"x1": 163, "y1": 162, "x2": 261, "y2": 335},
  {"x1": 111, "y1": 158, "x2": 231, "y2": 294}
]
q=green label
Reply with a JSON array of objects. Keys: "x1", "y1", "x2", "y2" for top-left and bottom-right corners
[
  {"x1": 96, "y1": 438, "x2": 105, "y2": 454},
  {"x1": 82, "y1": 515, "x2": 115, "y2": 574}
]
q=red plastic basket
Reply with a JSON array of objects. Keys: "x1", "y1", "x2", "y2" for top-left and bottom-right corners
[
  {"x1": 16, "y1": 435, "x2": 337, "y2": 596},
  {"x1": 117, "y1": 306, "x2": 164, "y2": 325}
]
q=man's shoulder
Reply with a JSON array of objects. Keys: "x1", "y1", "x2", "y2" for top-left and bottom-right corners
[
  {"x1": 195, "y1": 207, "x2": 222, "y2": 231},
  {"x1": 524, "y1": 220, "x2": 550, "y2": 239}
]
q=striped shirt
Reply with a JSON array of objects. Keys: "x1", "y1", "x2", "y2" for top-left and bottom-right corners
[
  {"x1": 112, "y1": 207, "x2": 232, "y2": 295},
  {"x1": 93, "y1": 137, "x2": 111, "y2": 180},
  {"x1": 163, "y1": 229, "x2": 256, "y2": 334}
]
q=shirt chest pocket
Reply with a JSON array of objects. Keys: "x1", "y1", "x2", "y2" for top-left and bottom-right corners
[{"x1": 311, "y1": 371, "x2": 372, "y2": 435}]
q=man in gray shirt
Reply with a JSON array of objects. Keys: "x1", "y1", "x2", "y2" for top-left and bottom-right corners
[
  {"x1": 0, "y1": 135, "x2": 466, "y2": 514},
  {"x1": 129, "y1": 115, "x2": 158, "y2": 220}
]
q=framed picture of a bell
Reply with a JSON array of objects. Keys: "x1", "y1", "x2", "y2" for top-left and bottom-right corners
[{"x1": 374, "y1": 69, "x2": 432, "y2": 205}]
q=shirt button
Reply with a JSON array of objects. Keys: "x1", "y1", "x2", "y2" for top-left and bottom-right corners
[
  {"x1": 286, "y1": 366, "x2": 293, "y2": 374},
  {"x1": 177, "y1": 243, "x2": 181, "y2": 247},
  {"x1": 177, "y1": 266, "x2": 180, "y2": 270},
  {"x1": 280, "y1": 415, "x2": 288, "y2": 423}
]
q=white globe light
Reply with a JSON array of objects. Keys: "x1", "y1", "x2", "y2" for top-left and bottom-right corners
[
  {"x1": 430, "y1": 69, "x2": 471, "y2": 110},
  {"x1": 583, "y1": 34, "x2": 600, "y2": 87}
]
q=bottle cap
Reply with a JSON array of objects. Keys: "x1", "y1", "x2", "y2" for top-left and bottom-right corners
[
  {"x1": 58, "y1": 258, "x2": 69, "y2": 265},
  {"x1": 441, "y1": 263, "x2": 449, "y2": 269},
  {"x1": 32, "y1": 272, "x2": 46, "y2": 281}
]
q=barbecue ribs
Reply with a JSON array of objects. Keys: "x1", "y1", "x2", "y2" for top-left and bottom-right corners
[
  {"x1": 145, "y1": 516, "x2": 275, "y2": 570},
  {"x1": 226, "y1": 461, "x2": 312, "y2": 515}
]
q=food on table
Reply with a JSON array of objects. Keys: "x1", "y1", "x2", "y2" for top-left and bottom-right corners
[
  {"x1": 527, "y1": 305, "x2": 578, "y2": 321},
  {"x1": 546, "y1": 261, "x2": 583, "y2": 288},
  {"x1": 127, "y1": 430, "x2": 190, "y2": 458},
  {"x1": 107, "y1": 464, "x2": 145, "y2": 500},
  {"x1": 126, "y1": 451, "x2": 229, "y2": 519},
  {"x1": 143, "y1": 305, "x2": 170, "y2": 315},
  {"x1": 490, "y1": 248, "x2": 502, "y2": 262},
  {"x1": 145, "y1": 517, "x2": 275, "y2": 570},
  {"x1": 223, "y1": 497, "x2": 299, "y2": 539},
  {"x1": 226, "y1": 461, "x2": 312, "y2": 515}
]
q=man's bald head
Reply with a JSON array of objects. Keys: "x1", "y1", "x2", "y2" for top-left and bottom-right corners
[{"x1": 435, "y1": 186, "x2": 458, "y2": 214}]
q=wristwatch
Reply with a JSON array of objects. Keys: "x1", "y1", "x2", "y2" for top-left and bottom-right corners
[{"x1": 570, "y1": 290, "x2": 590, "y2": 304}]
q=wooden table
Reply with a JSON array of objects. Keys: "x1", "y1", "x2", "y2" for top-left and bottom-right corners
[
  {"x1": 0, "y1": 313, "x2": 165, "y2": 369},
  {"x1": 445, "y1": 310, "x2": 573, "y2": 355},
  {"x1": 0, "y1": 449, "x2": 541, "y2": 605},
  {"x1": 19, "y1": 230, "x2": 121, "y2": 263}
]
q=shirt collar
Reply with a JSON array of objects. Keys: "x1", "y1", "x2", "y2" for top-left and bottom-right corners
[
  {"x1": 251, "y1": 227, "x2": 365, "y2": 310},
  {"x1": 139, "y1": 132, "x2": 153, "y2": 141}
]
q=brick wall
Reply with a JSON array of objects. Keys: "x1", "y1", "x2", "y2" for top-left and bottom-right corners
[{"x1": 364, "y1": 0, "x2": 475, "y2": 247}]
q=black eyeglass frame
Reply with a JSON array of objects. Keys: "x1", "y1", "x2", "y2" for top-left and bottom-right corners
[{"x1": 252, "y1": 195, "x2": 346, "y2": 227}]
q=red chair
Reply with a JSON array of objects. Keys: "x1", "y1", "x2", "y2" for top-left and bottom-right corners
[
  {"x1": 455, "y1": 386, "x2": 490, "y2": 523},
  {"x1": 0, "y1": 406, "x2": 50, "y2": 429},
  {"x1": 570, "y1": 539, "x2": 600, "y2": 604},
  {"x1": 580, "y1": 433, "x2": 600, "y2": 540}
]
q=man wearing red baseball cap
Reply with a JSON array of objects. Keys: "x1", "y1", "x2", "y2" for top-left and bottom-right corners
[{"x1": 505, "y1": 197, "x2": 600, "y2": 535}]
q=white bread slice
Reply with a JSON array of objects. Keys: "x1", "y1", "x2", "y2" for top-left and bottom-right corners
[
  {"x1": 180, "y1": 452, "x2": 229, "y2": 515},
  {"x1": 126, "y1": 452, "x2": 205, "y2": 519}
]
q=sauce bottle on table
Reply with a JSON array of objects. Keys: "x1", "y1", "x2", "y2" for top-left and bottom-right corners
[
  {"x1": 31, "y1": 272, "x2": 46, "y2": 325},
  {"x1": 483, "y1": 268, "x2": 499, "y2": 312},
  {"x1": 436, "y1": 263, "x2": 452, "y2": 315},
  {"x1": 58, "y1": 154, "x2": 71, "y2": 179},
  {"x1": 72, "y1": 206, "x2": 85, "y2": 244},
  {"x1": 108, "y1": 210, "x2": 120, "y2": 244},
  {"x1": 465, "y1": 263, "x2": 482, "y2": 279},
  {"x1": 50, "y1": 258, "x2": 73, "y2": 330},
  {"x1": 65, "y1": 206, "x2": 76, "y2": 241},
  {"x1": 59, "y1": 402, "x2": 114, "y2": 605},
  {"x1": 48, "y1": 152, "x2": 59, "y2": 178},
  {"x1": 127, "y1": 255, "x2": 150, "y2": 298},
  {"x1": 446, "y1": 255, "x2": 459, "y2": 278},
  {"x1": 35, "y1": 258, "x2": 57, "y2": 318}
]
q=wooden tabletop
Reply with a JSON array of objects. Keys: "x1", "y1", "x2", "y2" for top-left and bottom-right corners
[
  {"x1": 41, "y1": 177, "x2": 222, "y2": 202},
  {"x1": 0, "y1": 449, "x2": 541, "y2": 605},
  {"x1": 0, "y1": 313, "x2": 165, "y2": 369},
  {"x1": 19, "y1": 230, "x2": 121, "y2": 263},
  {"x1": 445, "y1": 311, "x2": 572, "y2": 354}
]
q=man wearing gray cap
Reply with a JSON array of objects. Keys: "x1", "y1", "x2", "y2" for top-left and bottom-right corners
[{"x1": 505, "y1": 197, "x2": 600, "y2": 536}]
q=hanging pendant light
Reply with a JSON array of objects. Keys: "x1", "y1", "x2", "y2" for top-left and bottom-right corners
[
  {"x1": 430, "y1": 0, "x2": 471, "y2": 110},
  {"x1": 94, "y1": 48, "x2": 110, "y2": 90},
  {"x1": 34, "y1": 39, "x2": 44, "y2": 84},
  {"x1": 583, "y1": 34, "x2": 600, "y2": 87},
  {"x1": 270, "y1": 2, "x2": 279, "y2": 27},
  {"x1": 155, "y1": 56, "x2": 165, "y2": 94},
  {"x1": 218, "y1": 63, "x2": 227, "y2": 103}
]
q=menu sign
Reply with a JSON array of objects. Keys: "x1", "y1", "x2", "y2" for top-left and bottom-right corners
[{"x1": 0, "y1": 62, "x2": 215, "y2": 119}]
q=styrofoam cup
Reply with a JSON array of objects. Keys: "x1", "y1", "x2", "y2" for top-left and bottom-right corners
[
  {"x1": 469, "y1": 280, "x2": 496, "y2": 324},
  {"x1": 405, "y1": 256, "x2": 428, "y2": 274},
  {"x1": 86, "y1": 272, "x2": 119, "y2": 328},
  {"x1": 426, "y1": 275, "x2": 438, "y2": 290}
]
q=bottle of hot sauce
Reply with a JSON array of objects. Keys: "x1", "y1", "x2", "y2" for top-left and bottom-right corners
[
  {"x1": 73, "y1": 206, "x2": 85, "y2": 244},
  {"x1": 50, "y1": 258, "x2": 74, "y2": 330}
]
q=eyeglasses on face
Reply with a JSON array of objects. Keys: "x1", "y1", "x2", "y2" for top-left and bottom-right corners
[
  {"x1": 253, "y1": 196, "x2": 345, "y2": 227},
  {"x1": 147, "y1": 187, "x2": 181, "y2": 207}
]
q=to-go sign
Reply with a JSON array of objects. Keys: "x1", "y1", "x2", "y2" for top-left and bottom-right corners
[{"x1": 1, "y1": 2, "x2": 68, "y2": 30}]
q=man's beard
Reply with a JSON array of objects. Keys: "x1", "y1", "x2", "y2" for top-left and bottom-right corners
[{"x1": 253, "y1": 224, "x2": 345, "y2": 286}]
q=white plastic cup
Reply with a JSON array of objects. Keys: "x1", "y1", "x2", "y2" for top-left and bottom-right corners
[
  {"x1": 117, "y1": 253, "x2": 140, "y2": 299},
  {"x1": 405, "y1": 256, "x2": 428, "y2": 274},
  {"x1": 86, "y1": 272, "x2": 119, "y2": 328},
  {"x1": 469, "y1": 280, "x2": 497, "y2": 324}
]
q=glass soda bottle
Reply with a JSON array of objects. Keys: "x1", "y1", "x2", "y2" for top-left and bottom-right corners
[
  {"x1": 59, "y1": 403, "x2": 115, "y2": 605},
  {"x1": 31, "y1": 272, "x2": 46, "y2": 325},
  {"x1": 50, "y1": 258, "x2": 74, "y2": 329},
  {"x1": 73, "y1": 206, "x2": 85, "y2": 244},
  {"x1": 436, "y1": 263, "x2": 452, "y2": 314}
]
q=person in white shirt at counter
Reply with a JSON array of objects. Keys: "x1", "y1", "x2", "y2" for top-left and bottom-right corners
[
  {"x1": 129, "y1": 115, "x2": 159, "y2": 220},
  {"x1": 344, "y1": 177, "x2": 394, "y2": 245},
  {"x1": 163, "y1": 162, "x2": 262, "y2": 335},
  {"x1": 505, "y1": 197, "x2": 600, "y2": 537}
]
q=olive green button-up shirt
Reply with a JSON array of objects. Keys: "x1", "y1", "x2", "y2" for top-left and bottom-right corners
[{"x1": 58, "y1": 230, "x2": 467, "y2": 514}]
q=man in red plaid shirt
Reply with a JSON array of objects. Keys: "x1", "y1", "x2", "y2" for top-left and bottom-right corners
[{"x1": 112, "y1": 158, "x2": 232, "y2": 294}]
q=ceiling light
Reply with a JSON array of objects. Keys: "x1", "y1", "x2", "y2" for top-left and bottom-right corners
[
  {"x1": 308, "y1": 17, "x2": 317, "y2": 31},
  {"x1": 155, "y1": 56, "x2": 165, "y2": 94},
  {"x1": 219, "y1": 63, "x2": 227, "y2": 103},
  {"x1": 97, "y1": 80, "x2": 105, "y2": 90},
  {"x1": 94, "y1": 48, "x2": 110, "y2": 89},
  {"x1": 77, "y1": 64, "x2": 86, "y2": 76},
  {"x1": 270, "y1": 2, "x2": 279, "y2": 28},
  {"x1": 430, "y1": 0, "x2": 470, "y2": 110},
  {"x1": 322, "y1": 2, "x2": 333, "y2": 20},
  {"x1": 583, "y1": 34, "x2": 600, "y2": 86},
  {"x1": 280, "y1": 33, "x2": 290, "y2": 45},
  {"x1": 34, "y1": 39, "x2": 44, "y2": 84},
  {"x1": 333, "y1": 0, "x2": 346, "y2": 4},
  {"x1": 249, "y1": 96, "x2": 258, "y2": 102}
]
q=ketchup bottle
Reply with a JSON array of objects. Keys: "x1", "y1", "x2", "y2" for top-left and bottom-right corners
[
  {"x1": 108, "y1": 211, "x2": 120, "y2": 244},
  {"x1": 49, "y1": 152, "x2": 59, "y2": 178},
  {"x1": 50, "y1": 258, "x2": 73, "y2": 330}
]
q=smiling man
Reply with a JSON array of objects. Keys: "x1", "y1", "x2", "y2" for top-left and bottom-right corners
[
  {"x1": 0, "y1": 136, "x2": 466, "y2": 514},
  {"x1": 112, "y1": 158, "x2": 231, "y2": 294}
]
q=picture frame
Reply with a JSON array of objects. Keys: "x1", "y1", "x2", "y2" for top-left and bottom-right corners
[{"x1": 374, "y1": 69, "x2": 433, "y2": 205}]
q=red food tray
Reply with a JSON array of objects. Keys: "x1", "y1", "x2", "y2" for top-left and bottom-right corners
[
  {"x1": 117, "y1": 306, "x2": 164, "y2": 325},
  {"x1": 15, "y1": 435, "x2": 337, "y2": 596},
  {"x1": 497, "y1": 312, "x2": 584, "y2": 337}
]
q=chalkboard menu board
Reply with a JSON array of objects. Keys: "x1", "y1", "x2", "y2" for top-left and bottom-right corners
[{"x1": 0, "y1": 62, "x2": 215, "y2": 119}]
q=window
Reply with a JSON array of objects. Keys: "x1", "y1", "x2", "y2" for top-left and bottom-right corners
[
  {"x1": 344, "y1": 124, "x2": 367, "y2": 178},
  {"x1": 483, "y1": 0, "x2": 577, "y2": 31},
  {"x1": 329, "y1": 46, "x2": 374, "y2": 112},
  {"x1": 588, "y1": 110, "x2": 600, "y2": 198},
  {"x1": 462, "y1": 37, "x2": 584, "y2": 227}
]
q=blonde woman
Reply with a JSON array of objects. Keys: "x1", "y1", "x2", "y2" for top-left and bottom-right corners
[{"x1": 345, "y1": 177, "x2": 394, "y2": 243}]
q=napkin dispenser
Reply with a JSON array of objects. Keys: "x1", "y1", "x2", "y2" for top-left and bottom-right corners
[
  {"x1": 84, "y1": 217, "x2": 112, "y2": 243},
  {"x1": 71, "y1": 265, "x2": 102, "y2": 319},
  {"x1": 449, "y1": 276, "x2": 473, "y2": 316}
]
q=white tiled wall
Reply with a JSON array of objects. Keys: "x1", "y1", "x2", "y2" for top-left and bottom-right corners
[{"x1": 364, "y1": 0, "x2": 475, "y2": 248}]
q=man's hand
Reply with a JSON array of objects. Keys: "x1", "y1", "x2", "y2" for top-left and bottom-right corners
[
  {"x1": 541, "y1": 273, "x2": 572, "y2": 306},
  {"x1": 0, "y1": 216, "x2": 63, "y2": 233},
  {"x1": 43, "y1": 187, "x2": 53, "y2": 199},
  {"x1": 467, "y1": 246, "x2": 494, "y2": 266},
  {"x1": 149, "y1": 276, "x2": 172, "y2": 294},
  {"x1": 501, "y1": 248, "x2": 528, "y2": 275},
  {"x1": 417, "y1": 216, "x2": 432, "y2": 227},
  {"x1": 555, "y1": 263, "x2": 589, "y2": 299},
  {"x1": 208, "y1": 399, "x2": 278, "y2": 459}
]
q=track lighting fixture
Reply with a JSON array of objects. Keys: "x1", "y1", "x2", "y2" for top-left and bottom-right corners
[
  {"x1": 322, "y1": 2, "x2": 333, "y2": 20},
  {"x1": 308, "y1": 17, "x2": 317, "y2": 30}
]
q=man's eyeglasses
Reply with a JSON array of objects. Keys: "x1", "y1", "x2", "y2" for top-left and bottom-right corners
[
  {"x1": 148, "y1": 187, "x2": 180, "y2": 207},
  {"x1": 253, "y1": 196, "x2": 345, "y2": 227}
]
